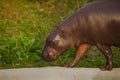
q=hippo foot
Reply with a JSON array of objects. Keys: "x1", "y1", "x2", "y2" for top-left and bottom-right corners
[
  {"x1": 64, "y1": 62, "x2": 75, "y2": 68},
  {"x1": 99, "y1": 65, "x2": 112, "y2": 71}
]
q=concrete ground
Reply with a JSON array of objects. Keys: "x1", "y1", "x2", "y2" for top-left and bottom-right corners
[{"x1": 0, "y1": 67, "x2": 120, "y2": 80}]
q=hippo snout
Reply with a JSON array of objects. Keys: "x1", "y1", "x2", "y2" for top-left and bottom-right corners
[
  {"x1": 42, "y1": 48, "x2": 58, "y2": 62},
  {"x1": 42, "y1": 52, "x2": 55, "y2": 62}
]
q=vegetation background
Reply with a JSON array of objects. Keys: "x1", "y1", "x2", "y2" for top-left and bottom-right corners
[{"x1": 0, "y1": 0, "x2": 119, "y2": 69}]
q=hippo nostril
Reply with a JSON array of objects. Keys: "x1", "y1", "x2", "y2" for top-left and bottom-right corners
[{"x1": 49, "y1": 52, "x2": 54, "y2": 57}]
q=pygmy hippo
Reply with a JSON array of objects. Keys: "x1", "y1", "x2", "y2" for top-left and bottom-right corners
[{"x1": 42, "y1": 0, "x2": 120, "y2": 71}]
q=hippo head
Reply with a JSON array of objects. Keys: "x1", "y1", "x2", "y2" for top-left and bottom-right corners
[{"x1": 42, "y1": 27, "x2": 75, "y2": 61}]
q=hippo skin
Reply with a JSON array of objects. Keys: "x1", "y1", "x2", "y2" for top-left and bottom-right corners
[{"x1": 42, "y1": 0, "x2": 120, "y2": 71}]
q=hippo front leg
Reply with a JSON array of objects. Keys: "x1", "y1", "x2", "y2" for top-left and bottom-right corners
[
  {"x1": 64, "y1": 43, "x2": 91, "y2": 67},
  {"x1": 96, "y1": 43, "x2": 113, "y2": 71}
]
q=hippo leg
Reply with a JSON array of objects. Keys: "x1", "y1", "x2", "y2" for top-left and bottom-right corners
[
  {"x1": 96, "y1": 43, "x2": 113, "y2": 71},
  {"x1": 64, "y1": 43, "x2": 91, "y2": 67}
]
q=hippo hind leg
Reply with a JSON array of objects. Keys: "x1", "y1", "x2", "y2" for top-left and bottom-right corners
[{"x1": 96, "y1": 43, "x2": 113, "y2": 71}]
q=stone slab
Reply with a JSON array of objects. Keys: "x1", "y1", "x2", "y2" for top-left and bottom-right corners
[{"x1": 0, "y1": 67, "x2": 120, "y2": 80}]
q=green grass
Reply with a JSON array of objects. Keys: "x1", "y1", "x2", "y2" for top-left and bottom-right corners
[{"x1": 0, "y1": 0, "x2": 120, "y2": 69}]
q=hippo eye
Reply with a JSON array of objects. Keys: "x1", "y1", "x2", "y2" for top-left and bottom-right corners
[
  {"x1": 49, "y1": 41, "x2": 54, "y2": 46},
  {"x1": 49, "y1": 40, "x2": 58, "y2": 47},
  {"x1": 53, "y1": 40, "x2": 59, "y2": 45}
]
